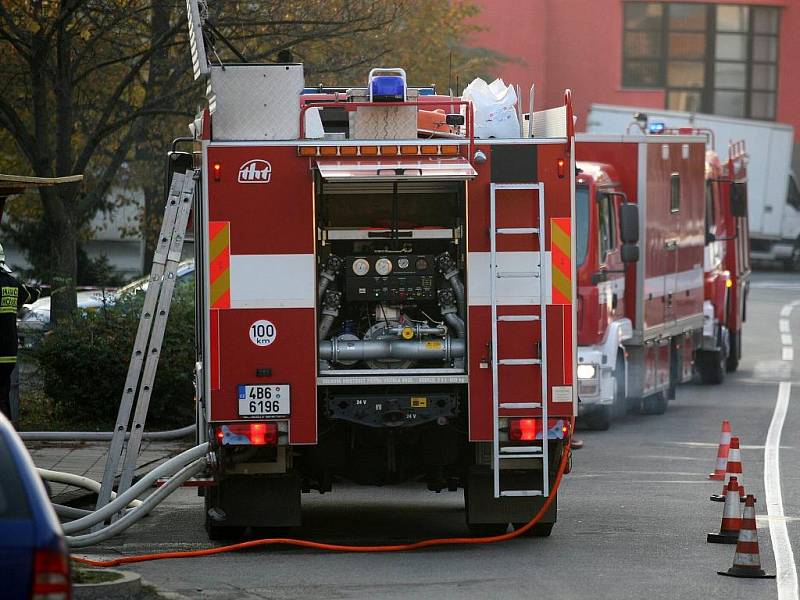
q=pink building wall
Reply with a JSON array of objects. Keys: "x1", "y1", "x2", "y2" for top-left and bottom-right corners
[{"x1": 469, "y1": 0, "x2": 800, "y2": 140}]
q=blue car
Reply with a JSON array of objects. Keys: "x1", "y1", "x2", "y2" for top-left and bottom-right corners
[{"x1": 0, "y1": 412, "x2": 71, "y2": 599}]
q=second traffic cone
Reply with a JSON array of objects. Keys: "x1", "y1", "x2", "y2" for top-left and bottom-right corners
[
  {"x1": 708, "y1": 420, "x2": 732, "y2": 480},
  {"x1": 711, "y1": 436, "x2": 743, "y2": 502},
  {"x1": 707, "y1": 477, "x2": 741, "y2": 544},
  {"x1": 718, "y1": 494, "x2": 775, "y2": 579}
]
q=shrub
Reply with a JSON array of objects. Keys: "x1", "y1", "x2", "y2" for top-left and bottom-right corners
[{"x1": 34, "y1": 283, "x2": 196, "y2": 429}]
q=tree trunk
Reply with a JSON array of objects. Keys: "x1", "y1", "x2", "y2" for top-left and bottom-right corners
[{"x1": 41, "y1": 186, "x2": 78, "y2": 326}]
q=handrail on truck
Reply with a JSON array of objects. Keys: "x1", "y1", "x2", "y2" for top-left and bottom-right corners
[{"x1": 298, "y1": 99, "x2": 476, "y2": 162}]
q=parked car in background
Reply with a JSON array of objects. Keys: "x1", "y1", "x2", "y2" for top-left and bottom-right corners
[
  {"x1": 0, "y1": 412, "x2": 71, "y2": 599},
  {"x1": 17, "y1": 260, "x2": 195, "y2": 347}
]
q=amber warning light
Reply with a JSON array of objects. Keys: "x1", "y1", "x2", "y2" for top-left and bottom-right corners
[{"x1": 213, "y1": 162, "x2": 222, "y2": 182}]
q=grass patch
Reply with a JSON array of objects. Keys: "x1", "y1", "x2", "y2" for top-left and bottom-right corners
[{"x1": 72, "y1": 568, "x2": 123, "y2": 584}]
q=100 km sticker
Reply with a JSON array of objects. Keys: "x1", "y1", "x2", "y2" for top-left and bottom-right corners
[{"x1": 249, "y1": 319, "x2": 277, "y2": 346}]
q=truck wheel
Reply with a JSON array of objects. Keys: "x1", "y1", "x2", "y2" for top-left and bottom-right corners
[
  {"x1": 612, "y1": 357, "x2": 627, "y2": 419},
  {"x1": 584, "y1": 406, "x2": 611, "y2": 431},
  {"x1": 468, "y1": 523, "x2": 511, "y2": 536},
  {"x1": 698, "y1": 350, "x2": 725, "y2": 384},
  {"x1": 641, "y1": 392, "x2": 667, "y2": 415},
  {"x1": 513, "y1": 522, "x2": 554, "y2": 537},
  {"x1": 726, "y1": 331, "x2": 740, "y2": 372}
]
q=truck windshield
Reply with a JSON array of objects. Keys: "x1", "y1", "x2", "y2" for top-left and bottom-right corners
[{"x1": 576, "y1": 185, "x2": 590, "y2": 266}]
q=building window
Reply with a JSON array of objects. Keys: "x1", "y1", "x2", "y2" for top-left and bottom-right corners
[{"x1": 622, "y1": 2, "x2": 780, "y2": 119}]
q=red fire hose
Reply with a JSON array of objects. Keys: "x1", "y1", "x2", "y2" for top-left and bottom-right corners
[{"x1": 72, "y1": 418, "x2": 574, "y2": 567}]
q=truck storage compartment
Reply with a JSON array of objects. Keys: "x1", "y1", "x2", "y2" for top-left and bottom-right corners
[{"x1": 315, "y1": 177, "x2": 468, "y2": 375}]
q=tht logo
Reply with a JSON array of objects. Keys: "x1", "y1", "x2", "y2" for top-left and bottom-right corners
[{"x1": 238, "y1": 159, "x2": 272, "y2": 183}]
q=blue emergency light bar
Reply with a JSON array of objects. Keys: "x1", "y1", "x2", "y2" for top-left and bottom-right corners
[{"x1": 648, "y1": 121, "x2": 666, "y2": 134}]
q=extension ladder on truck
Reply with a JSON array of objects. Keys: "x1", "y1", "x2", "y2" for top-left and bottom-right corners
[
  {"x1": 94, "y1": 169, "x2": 197, "y2": 518},
  {"x1": 489, "y1": 182, "x2": 549, "y2": 499}
]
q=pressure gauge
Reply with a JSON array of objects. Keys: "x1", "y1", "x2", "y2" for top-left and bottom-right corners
[
  {"x1": 375, "y1": 258, "x2": 393, "y2": 276},
  {"x1": 415, "y1": 257, "x2": 429, "y2": 271},
  {"x1": 352, "y1": 258, "x2": 370, "y2": 276},
  {"x1": 397, "y1": 257, "x2": 410, "y2": 270}
]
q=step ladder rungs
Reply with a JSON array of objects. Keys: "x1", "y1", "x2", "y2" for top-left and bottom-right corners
[
  {"x1": 498, "y1": 359, "x2": 540, "y2": 366},
  {"x1": 500, "y1": 446, "x2": 542, "y2": 454},
  {"x1": 497, "y1": 315, "x2": 539, "y2": 322},
  {"x1": 496, "y1": 227, "x2": 539, "y2": 235},
  {"x1": 499, "y1": 402, "x2": 541, "y2": 409},
  {"x1": 499, "y1": 454, "x2": 543, "y2": 460},
  {"x1": 500, "y1": 490, "x2": 543, "y2": 497},
  {"x1": 496, "y1": 270, "x2": 539, "y2": 279}
]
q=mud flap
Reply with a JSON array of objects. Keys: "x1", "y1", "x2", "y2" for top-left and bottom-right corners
[
  {"x1": 207, "y1": 473, "x2": 302, "y2": 527},
  {"x1": 465, "y1": 465, "x2": 557, "y2": 525}
]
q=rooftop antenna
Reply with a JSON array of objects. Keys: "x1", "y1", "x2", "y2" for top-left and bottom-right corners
[{"x1": 448, "y1": 51, "x2": 453, "y2": 96}]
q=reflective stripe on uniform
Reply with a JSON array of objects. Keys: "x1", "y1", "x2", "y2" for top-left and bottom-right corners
[{"x1": 0, "y1": 356, "x2": 17, "y2": 364}]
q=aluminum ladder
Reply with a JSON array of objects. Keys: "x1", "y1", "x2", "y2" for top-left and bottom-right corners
[
  {"x1": 94, "y1": 169, "x2": 197, "y2": 518},
  {"x1": 489, "y1": 182, "x2": 549, "y2": 499}
]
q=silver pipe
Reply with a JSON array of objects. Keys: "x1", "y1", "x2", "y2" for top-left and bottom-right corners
[
  {"x1": 61, "y1": 442, "x2": 209, "y2": 534},
  {"x1": 444, "y1": 313, "x2": 466, "y2": 338},
  {"x1": 318, "y1": 314, "x2": 336, "y2": 341},
  {"x1": 20, "y1": 424, "x2": 194, "y2": 442},
  {"x1": 65, "y1": 458, "x2": 205, "y2": 548},
  {"x1": 319, "y1": 337, "x2": 465, "y2": 363},
  {"x1": 383, "y1": 325, "x2": 447, "y2": 337}
]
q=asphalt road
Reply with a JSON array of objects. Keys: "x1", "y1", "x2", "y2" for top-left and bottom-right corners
[{"x1": 77, "y1": 270, "x2": 800, "y2": 600}]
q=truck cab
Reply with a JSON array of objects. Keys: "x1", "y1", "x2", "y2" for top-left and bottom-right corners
[{"x1": 575, "y1": 162, "x2": 635, "y2": 430}]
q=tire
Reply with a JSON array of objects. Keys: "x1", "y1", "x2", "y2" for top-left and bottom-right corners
[
  {"x1": 468, "y1": 523, "x2": 511, "y2": 536},
  {"x1": 204, "y1": 493, "x2": 245, "y2": 541},
  {"x1": 641, "y1": 392, "x2": 667, "y2": 415},
  {"x1": 583, "y1": 406, "x2": 611, "y2": 431},
  {"x1": 698, "y1": 349, "x2": 725, "y2": 385},
  {"x1": 612, "y1": 356, "x2": 627, "y2": 419},
  {"x1": 513, "y1": 522, "x2": 554, "y2": 537},
  {"x1": 726, "y1": 330, "x2": 741, "y2": 372},
  {"x1": 784, "y1": 244, "x2": 800, "y2": 271}
]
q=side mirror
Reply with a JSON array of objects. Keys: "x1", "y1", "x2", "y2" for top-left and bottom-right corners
[
  {"x1": 446, "y1": 114, "x2": 465, "y2": 126},
  {"x1": 619, "y1": 203, "x2": 639, "y2": 244},
  {"x1": 621, "y1": 244, "x2": 639, "y2": 263},
  {"x1": 730, "y1": 181, "x2": 748, "y2": 218}
]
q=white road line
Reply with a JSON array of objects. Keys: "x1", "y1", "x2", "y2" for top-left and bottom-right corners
[
  {"x1": 765, "y1": 383, "x2": 798, "y2": 599},
  {"x1": 767, "y1": 299, "x2": 799, "y2": 600}
]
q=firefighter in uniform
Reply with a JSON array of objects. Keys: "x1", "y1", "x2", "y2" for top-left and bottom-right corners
[{"x1": 0, "y1": 243, "x2": 40, "y2": 422}]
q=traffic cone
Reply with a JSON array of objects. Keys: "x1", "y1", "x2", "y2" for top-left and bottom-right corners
[
  {"x1": 718, "y1": 495, "x2": 775, "y2": 579},
  {"x1": 707, "y1": 477, "x2": 741, "y2": 544},
  {"x1": 708, "y1": 420, "x2": 732, "y2": 480},
  {"x1": 711, "y1": 437, "x2": 743, "y2": 502}
]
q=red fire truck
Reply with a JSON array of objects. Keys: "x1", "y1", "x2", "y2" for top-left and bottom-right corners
[
  {"x1": 698, "y1": 139, "x2": 751, "y2": 382},
  {"x1": 182, "y1": 49, "x2": 577, "y2": 536},
  {"x1": 573, "y1": 134, "x2": 707, "y2": 428}
]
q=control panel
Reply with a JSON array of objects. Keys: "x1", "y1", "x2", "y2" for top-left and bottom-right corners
[{"x1": 345, "y1": 254, "x2": 436, "y2": 302}]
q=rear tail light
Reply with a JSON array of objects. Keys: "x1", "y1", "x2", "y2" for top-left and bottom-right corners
[
  {"x1": 215, "y1": 422, "x2": 278, "y2": 446},
  {"x1": 508, "y1": 418, "x2": 537, "y2": 441},
  {"x1": 557, "y1": 158, "x2": 566, "y2": 178},
  {"x1": 32, "y1": 549, "x2": 71, "y2": 600}
]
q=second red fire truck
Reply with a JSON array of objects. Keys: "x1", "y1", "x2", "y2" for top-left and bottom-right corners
[{"x1": 573, "y1": 130, "x2": 750, "y2": 429}]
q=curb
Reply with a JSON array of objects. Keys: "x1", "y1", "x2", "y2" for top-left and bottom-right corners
[{"x1": 73, "y1": 569, "x2": 141, "y2": 599}]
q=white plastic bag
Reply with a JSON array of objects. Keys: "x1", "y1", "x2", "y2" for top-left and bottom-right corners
[{"x1": 462, "y1": 78, "x2": 519, "y2": 139}]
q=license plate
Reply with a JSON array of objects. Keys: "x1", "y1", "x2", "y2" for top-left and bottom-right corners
[{"x1": 237, "y1": 384, "x2": 290, "y2": 417}]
